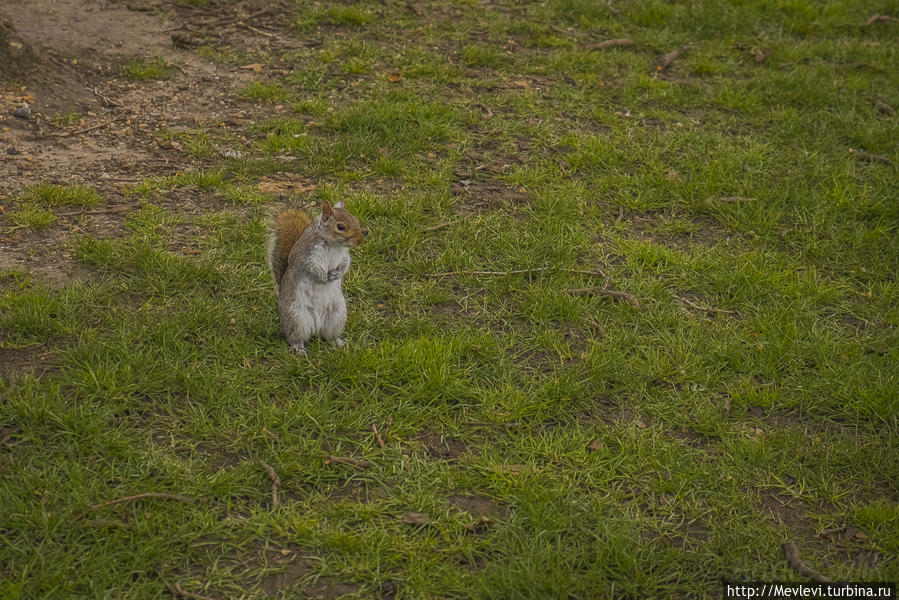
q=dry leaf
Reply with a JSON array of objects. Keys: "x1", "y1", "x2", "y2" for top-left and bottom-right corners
[
  {"x1": 588, "y1": 439, "x2": 603, "y2": 451},
  {"x1": 387, "y1": 72, "x2": 404, "y2": 83},
  {"x1": 240, "y1": 63, "x2": 265, "y2": 72},
  {"x1": 401, "y1": 512, "x2": 430, "y2": 526}
]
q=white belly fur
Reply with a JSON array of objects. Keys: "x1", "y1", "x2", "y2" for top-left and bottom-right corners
[{"x1": 280, "y1": 244, "x2": 350, "y2": 345}]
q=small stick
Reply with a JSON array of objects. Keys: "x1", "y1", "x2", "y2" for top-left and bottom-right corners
[
  {"x1": 172, "y1": 582, "x2": 218, "y2": 600},
  {"x1": 259, "y1": 460, "x2": 281, "y2": 508},
  {"x1": 238, "y1": 21, "x2": 277, "y2": 38},
  {"x1": 325, "y1": 456, "x2": 371, "y2": 471},
  {"x1": 567, "y1": 287, "x2": 639, "y2": 308},
  {"x1": 426, "y1": 266, "x2": 554, "y2": 277},
  {"x1": 425, "y1": 266, "x2": 608, "y2": 278},
  {"x1": 675, "y1": 295, "x2": 737, "y2": 315},
  {"x1": 783, "y1": 541, "x2": 832, "y2": 583},
  {"x1": 371, "y1": 423, "x2": 385, "y2": 448},
  {"x1": 51, "y1": 113, "x2": 126, "y2": 137},
  {"x1": 865, "y1": 13, "x2": 899, "y2": 25},
  {"x1": 616, "y1": 205, "x2": 625, "y2": 223},
  {"x1": 53, "y1": 205, "x2": 135, "y2": 217},
  {"x1": 72, "y1": 492, "x2": 192, "y2": 522},
  {"x1": 874, "y1": 97, "x2": 895, "y2": 116},
  {"x1": 262, "y1": 428, "x2": 279, "y2": 440},
  {"x1": 819, "y1": 525, "x2": 847, "y2": 537},
  {"x1": 849, "y1": 148, "x2": 896, "y2": 167},
  {"x1": 655, "y1": 45, "x2": 690, "y2": 73},
  {"x1": 209, "y1": 6, "x2": 277, "y2": 27},
  {"x1": 592, "y1": 38, "x2": 632, "y2": 50},
  {"x1": 423, "y1": 220, "x2": 457, "y2": 232}
]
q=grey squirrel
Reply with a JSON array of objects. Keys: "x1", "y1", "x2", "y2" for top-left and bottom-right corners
[{"x1": 267, "y1": 201, "x2": 367, "y2": 355}]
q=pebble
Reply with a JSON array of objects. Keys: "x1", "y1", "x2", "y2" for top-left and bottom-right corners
[
  {"x1": 6, "y1": 147, "x2": 21, "y2": 155},
  {"x1": 11, "y1": 103, "x2": 32, "y2": 119}
]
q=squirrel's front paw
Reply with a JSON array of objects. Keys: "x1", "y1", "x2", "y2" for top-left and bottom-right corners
[
  {"x1": 290, "y1": 342, "x2": 307, "y2": 356},
  {"x1": 332, "y1": 338, "x2": 346, "y2": 349},
  {"x1": 326, "y1": 268, "x2": 343, "y2": 282}
]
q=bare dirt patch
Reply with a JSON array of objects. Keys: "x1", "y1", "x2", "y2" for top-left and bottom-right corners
[
  {"x1": 448, "y1": 493, "x2": 508, "y2": 519},
  {"x1": 414, "y1": 430, "x2": 467, "y2": 459},
  {"x1": 0, "y1": 0, "x2": 293, "y2": 287}
]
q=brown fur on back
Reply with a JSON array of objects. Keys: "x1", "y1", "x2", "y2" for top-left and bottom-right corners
[{"x1": 269, "y1": 209, "x2": 311, "y2": 288}]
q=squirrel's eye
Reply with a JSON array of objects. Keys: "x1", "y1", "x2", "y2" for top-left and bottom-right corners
[{"x1": 336, "y1": 223, "x2": 346, "y2": 232}]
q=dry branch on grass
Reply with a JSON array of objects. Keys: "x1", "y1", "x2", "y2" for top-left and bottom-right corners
[
  {"x1": 171, "y1": 582, "x2": 218, "y2": 600},
  {"x1": 259, "y1": 460, "x2": 281, "y2": 508},
  {"x1": 849, "y1": 148, "x2": 896, "y2": 168},
  {"x1": 72, "y1": 492, "x2": 192, "y2": 522},
  {"x1": 865, "y1": 14, "x2": 898, "y2": 25},
  {"x1": 371, "y1": 423, "x2": 386, "y2": 448},
  {"x1": 590, "y1": 38, "x2": 633, "y2": 50},
  {"x1": 325, "y1": 456, "x2": 371, "y2": 471},
  {"x1": 655, "y1": 45, "x2": 690, "y2": 73},
  {"x1": 425, "y1": 266, "x2": 608, "y2": 279},
  {"x1": 423, "y1": 220, "x2": 458, "y2": 232},
  {"x1": 675, "y1": 295, "x2": 737, "y2": 315},
  {"x1": 874, "y1": 97, "x2": 895, "y2": 116},
  {"x1": 783, "y1": 541, "x2": 832, "y2": 583},
  {"x1": 567, "y1": 286, "x2": 640, "y2": 308}
]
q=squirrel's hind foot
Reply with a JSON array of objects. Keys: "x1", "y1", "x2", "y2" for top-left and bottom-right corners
[
  {"x1": 290, "y1": 342, "x2": 307, "y2": 356},
  {"x1": 332, "y1": 337, "x2": 346, "y2": 349}
]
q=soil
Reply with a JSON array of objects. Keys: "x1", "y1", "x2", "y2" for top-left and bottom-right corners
[{"x1": 0, "y1": 0, "x2": 296, "y2": 286}]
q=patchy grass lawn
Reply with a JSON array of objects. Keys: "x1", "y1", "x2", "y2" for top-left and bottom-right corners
[{"x1": 1, "y1": 0, "x2": 897, "y2": 598}]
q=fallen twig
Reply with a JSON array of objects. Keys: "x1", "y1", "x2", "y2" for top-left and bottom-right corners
[
  {"x1": 238, "y1": 21, "x2": 277, "y2": 38},
  {"x1": 717, "y1": 196, "x2": 755, "y2": 203},
  {"x1": 87, "y1": 86, "x2": 122, "y2": 108},
  {"x1": 783, "y1": 541, "x2": 832, "y2": 583},
  {"x1": 591, "y1": 38, "x2": 633, "y2": 50},
  {"x1": 51, "y1": 113, "x2": 127, "y2": 137},
  {"x1": 874, "y1": 97, "x2": 895, "y2": 116},
  {"x1": 615, "y1": 205, "x2": 625, "y2": 223},
  {"x1": 53, "y1": 205, "x2": 135, "y2": 217},
  {"x1": 675, "y1": 295, "x2": 737, "y2": 315},
  {"x1": 371, "y1": 423, "x2": 386, "y2": 448},
  {"x1": 259, "y1": 460, "x2": 281, "y2": 508},
  {"x1": 72, "y1": 492, "x2": 192, "y2": 522},
  {"x1": 655, "y1": 45, "x2": 690, "y2": 73},
  {"x1": 423, "y1": 220, "x2": 458, "y2": 232},
  {"x1": 209, "y1": 6, "x2": 278, "y2": 27},
  {"x1": 819, "y1": 525, "x2": 847, "y2": 538},
  {"x1": 848, "y1": 148, "x2": 896, "y2": 168},
  {"x1": 425, "y1": 266, "x2": 608, "y2": 279},
  {"x1": 171, "y1": 582, "x2": 218, "y2": 600},
  {"x1": 325, "y1": 456, "x2": 371, "y2": 471},
  {"x1": 566, "y1": 286, "x2": 640, "y2": 308},
  {"x1": 865, "y1": 13, "x2": 899, "y2": 25}
]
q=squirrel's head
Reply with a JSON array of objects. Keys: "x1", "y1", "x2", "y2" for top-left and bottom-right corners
[{"x1": 321, "y1": 201, "x2": 367, "y2": 247}]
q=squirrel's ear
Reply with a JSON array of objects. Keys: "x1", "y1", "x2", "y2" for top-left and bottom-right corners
[
  {"x1": 334, "y1": 200, "x2": 345, "y2": 209},
  {"x1": 321, "y1": 201, "x2": 333, "y2": 218}
]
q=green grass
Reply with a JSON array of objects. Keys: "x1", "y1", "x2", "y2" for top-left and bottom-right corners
[
  {"x1": 2, "y1": 0, "x2": 898, "y2": 598},
  {"x1": 5, "y1": 183, "x2": 104, "y2": 231},
  {"x1": 122, "y1": 56, "x2": 177, "y2": 80}
]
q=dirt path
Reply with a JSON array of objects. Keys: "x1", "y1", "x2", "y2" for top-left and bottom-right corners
[{"x1": 0, "y1": 0, "x2": 290, "y2": 285}]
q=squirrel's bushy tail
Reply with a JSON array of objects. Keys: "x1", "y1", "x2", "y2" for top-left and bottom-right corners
[{"x1": 267, "y1": 208, "x2": 312, "y2": 289}]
